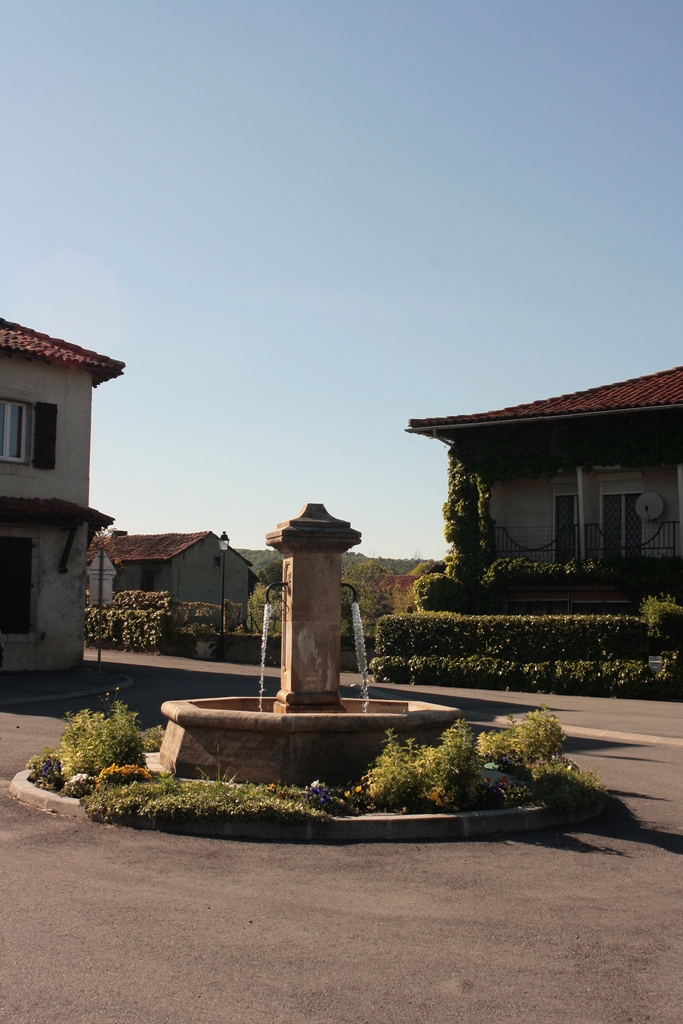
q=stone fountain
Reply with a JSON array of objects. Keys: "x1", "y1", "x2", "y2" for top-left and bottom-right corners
[{"x1": 159, "y1": 504, "x2": 463, "y2": 784}]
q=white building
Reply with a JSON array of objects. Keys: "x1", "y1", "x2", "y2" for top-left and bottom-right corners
[
  {"x1": 0, "y1": 318, "x2": 124, "y2": 670},
  {"x1": 408, "y1": 365, "x2": 683, "y2": 613}
]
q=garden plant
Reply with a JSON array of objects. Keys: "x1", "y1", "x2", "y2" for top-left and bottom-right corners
[{"x1": 25, "y1": 702, "x2": 605, "y2": 826}]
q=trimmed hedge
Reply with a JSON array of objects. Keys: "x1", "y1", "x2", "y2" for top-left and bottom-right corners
[
  {"x1": 370, "y1": 652, "x2": 683, "y2": 701},
  {"x1": 375, "y1": 613, "x2": 649, "y2": 662}
]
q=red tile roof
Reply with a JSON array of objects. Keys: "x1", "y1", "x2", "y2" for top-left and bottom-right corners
[
  {"x1": 88, "y1": 531, "x2": 214, "y2": 564},
  {"x1": 408, "y1": 365, "x2": 683, "y2": 431},
  {"x1": 0, "y1": 318, "x2": 125, "y2": 386},
  {"x1": 0, "y1": 497, "x2": 113, "y2": 527}
]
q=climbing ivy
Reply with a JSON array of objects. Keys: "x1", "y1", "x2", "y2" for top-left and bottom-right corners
[
  {"x1": 447, "y1": 410, "x2": 683, "y2": 484},
  {"x1": 441, "y1": 451, "x2": 495, "y2": 609}
]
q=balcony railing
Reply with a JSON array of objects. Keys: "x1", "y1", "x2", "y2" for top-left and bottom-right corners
[
  {"x1": 585, "y1": 521, "x2": 677, "y2": 559},
  {"x1": 494, "y1": 525, "x2": 579, "y2": 563},
  {"x1": 494, "y1": 522, "x2": 678, "y2": 562}
]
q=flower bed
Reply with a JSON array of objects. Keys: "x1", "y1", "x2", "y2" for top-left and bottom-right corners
[{"x1": 24, "y1": 703, "x2": 606, "y2": 826}]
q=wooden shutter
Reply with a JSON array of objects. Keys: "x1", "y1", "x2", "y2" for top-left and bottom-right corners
[{"x1": 32, "y1": 403, "x2": 58, "y2": 469}]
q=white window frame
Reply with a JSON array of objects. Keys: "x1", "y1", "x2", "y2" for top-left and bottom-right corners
[{"x1": 0, "y1": 400, "x2": 28, "y2": 463}]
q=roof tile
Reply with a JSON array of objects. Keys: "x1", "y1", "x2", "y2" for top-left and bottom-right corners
[
  {"x1": 90, "y1": 532, "x2": 213, "y2": 563},
  {"x1": 409, "y1": 365, "x2": 683, "y2": 430},
  {"x1": 0, "y1": 318, "x2": 125, "y2": 386},
  {"x1": 0, "y1": 497, "x2": 113, "y2": 527}
]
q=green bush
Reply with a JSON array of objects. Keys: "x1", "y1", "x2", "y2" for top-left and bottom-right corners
[
  {"x1": 57, "y1": 702, "x2": 146, "y2": 776},
  {"x1": 141, "y1": 724, "x2": 166, "y2": 752},
  {"x1": 640, "y1": 594, "x2": 683, "y2": 652},
  {"x1": 85, "y1": 606, "x2": 167, "y2": 651},
  {"x1": 413, "y1": 573, "x2": 465, "y2": 613},
  {"x1": 371, "y1": 652, "x2": 683, "y2": 700},
  {"x1": 366, "y1": 721, "x2": 483, "y2": 813},
  {"x1": 529, "y1": 759, "x2": 606, "y2": 810},
  {"x1": 84, "y1": 775, "x2": 327, "y2": 824},
  {"x1": 481, "y1": 556, "x2": 683, "y2": 613},
  {"x1": 477, "y1": 706, "x2": 565, "y2": 765},
  {"x1": 375, "y1": 612, "x2": 648, "y2": 661},
  {"x1": 366, "y1": 733, "x2": 432, "y2": 813}
]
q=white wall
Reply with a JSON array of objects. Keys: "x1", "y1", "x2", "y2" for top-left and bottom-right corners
[
  {"x1": 0, "y1": 355, "x2": 99, "y2": 669},
  {"x1": 0, "y1": 354, "x2": 93, "y2": 505},
  {"x1": 489, "y1": 477, "x2": 554, "y2": 527}
]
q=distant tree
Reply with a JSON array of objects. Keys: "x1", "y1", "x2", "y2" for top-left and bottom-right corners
[{"x1": 258, "y1": 558, "x2": 284, "y2": 586}]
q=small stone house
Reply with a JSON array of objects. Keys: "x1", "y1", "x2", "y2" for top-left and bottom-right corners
[
  {"x1": 0, "y1": 318, "x2": 123, "y2": 670},
  {"x1": 91, "y1": 531, "x2": 255, "y2": 622},
  {"x1": 408, "y1": 365, "x2": 683, "y2": 613}
]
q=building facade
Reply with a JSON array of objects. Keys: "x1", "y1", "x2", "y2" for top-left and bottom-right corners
[
  {"x1": 0, "y1": 318, "x2": 124, "y2": 669},
  {"x1": 92, "y1": 531, "x2": 255, "y2": 622},
  {"x1": 408, "y1": 365, "x2": 683, "y2": 613}
]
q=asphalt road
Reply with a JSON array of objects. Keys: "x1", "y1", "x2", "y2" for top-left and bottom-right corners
[{"x1": 1, "y1": 653, "x2": 682, "y2": 1024}]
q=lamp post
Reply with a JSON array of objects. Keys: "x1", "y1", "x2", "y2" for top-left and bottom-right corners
[{"x1": 218, "y1": 531, "x2": 229, "y2": 661}]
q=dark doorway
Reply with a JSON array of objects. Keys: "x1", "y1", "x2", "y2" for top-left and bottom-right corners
[{"x1": 0, "y1": 537, "x2": 32, "y2": 633}]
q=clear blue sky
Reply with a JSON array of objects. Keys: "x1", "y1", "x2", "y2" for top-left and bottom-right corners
[{"x1": 2, "y1": 1, "x2": 682, "y2": 557}]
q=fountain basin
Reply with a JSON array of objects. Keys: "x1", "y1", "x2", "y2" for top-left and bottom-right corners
[{"x1": 159, "y1": 697, "x2": 463, "y2": 785}]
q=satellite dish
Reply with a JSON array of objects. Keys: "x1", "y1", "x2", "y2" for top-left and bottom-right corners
[{"x1": 635, "y1": 492, "x2": 663, "y2": 521}]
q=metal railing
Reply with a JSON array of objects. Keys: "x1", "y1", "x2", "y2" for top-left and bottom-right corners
[
  {"x1": 494, "y1": 522, "x2": 679, "y2": 562},
  {"x1": 585, "y1": 521, "x2": 677, "y2": 559},
  {"x1": 494, "y1": 525, "x2": 579, "y2": 563}
]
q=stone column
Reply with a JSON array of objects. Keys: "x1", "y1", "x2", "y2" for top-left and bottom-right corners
[{"x1": 265, "y1": 504, "x2": 361, "y2": 714}]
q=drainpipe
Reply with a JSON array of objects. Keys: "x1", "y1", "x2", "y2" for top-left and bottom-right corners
[
  {"x1": 576, "y1": 467, "x2": 586, "y2": 560},
  {"x1": 677, "y1": 464, "x2": 683, "y2": 557}
]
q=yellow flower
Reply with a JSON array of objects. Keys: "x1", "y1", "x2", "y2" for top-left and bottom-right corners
[{"x1": 344, "y1": 790, "x2": 351, "y2": 798}]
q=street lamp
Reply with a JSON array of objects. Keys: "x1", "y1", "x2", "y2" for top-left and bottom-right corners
[{"x1": 218, "y1": 531, "x2": 229, "y2": 661}]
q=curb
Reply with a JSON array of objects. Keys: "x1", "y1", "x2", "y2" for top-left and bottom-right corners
[
  {"x1": 9, "y1": 771, "x2": 87, "y2": 818},
  {"x1": 8, "y1": 769, "x2": 605, "y2": 842},
  {"x1": 0, "y1": 673, "x2": 134, "y2": 708}
]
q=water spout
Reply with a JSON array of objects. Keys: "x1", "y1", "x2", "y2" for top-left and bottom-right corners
[
  {"x1": 258, "y1": 600, "x2": 272, "y2": 713},
  {"x1": 350, "y1": 600, "x2": 370, "y2": 712}
]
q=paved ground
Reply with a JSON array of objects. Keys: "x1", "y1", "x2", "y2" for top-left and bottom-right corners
[{"x1": 0, "y1": 652, "x2": 682, "y2": 1024}]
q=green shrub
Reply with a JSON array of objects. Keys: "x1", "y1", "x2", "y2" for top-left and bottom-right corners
[
  {"x1": 366, "y1": 733, "x2": 432, "y2": 813},
  {"x1": 477, "y1": 706, "x2": 565, "y2": 765},
  {"x1": 83, "y1": 775, "x2": 327, "y2": 824},
  {"x1": 430, "y1": 720, "x2": 482, "y2": 808},
  {"x1": 57, "y1": 702, "x2": 146, "y2": 776},
  {"x1": 366, "y1": 721, "x2": 482, "y2": 813},
  {"x1": 481, "y1": 556, "x2": 683, "y2": 613},
  {"x1": 375, "y1": 612, "x2": 649, "y2": 661},
  {"x1": 413, "y1": 574, "x2": 465, "y2": 613},
  {"x1": 529, "y1": 759, "x2": 606, "y2": 810},
  {"x1": 85, "y1": 606, "x2": 167, "y2": 651},
  {"x1": 371, "y1": 652, "x2": 683, "y2": 700},
  {"x1": 641, "y1": 594, "x2": 683, "y2": 652},
  {"x1": 141, "y1": 724, "x2": 166, "y2": 752}
]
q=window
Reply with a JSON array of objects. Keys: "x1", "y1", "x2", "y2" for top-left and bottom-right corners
[
  {"x1": 141, "y1": 569, "x2": 155, "y2": 591},
  {"x1": 0, "y1": 537, "x2": 32, "y2": 632},
  {"x1": 603, "y1": 493, "x2": 642, "y2": 556},
  {"x1": 0, "y1": 401, "x2": 27, "y2": 461},
  {"x1": 554, "y1": 494, "x2": 578, "y2": 561}
]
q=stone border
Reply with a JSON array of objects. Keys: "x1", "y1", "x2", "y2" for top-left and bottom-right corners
[
  {"x1": 0, "y1": 673, "x2": 133, "y2": 707},
  {"x1": 9, "y1": 769, "x2": 604, "y2": 842},
  {"x1": 9, "y1": 771, "x2": 87, "y2": 818}
]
